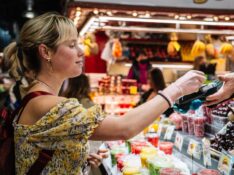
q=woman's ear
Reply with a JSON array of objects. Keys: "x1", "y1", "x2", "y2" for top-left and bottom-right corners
[{"x1": 38, "y1": 44, "x2": 51, "y2": 60}]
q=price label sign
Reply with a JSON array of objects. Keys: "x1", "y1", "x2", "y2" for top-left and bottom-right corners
[
  {"x1": 187, "y1": 139, "x2": 201, "y2": 159},
  {"x1": 202, "y1": 138, "x2": 212, "y2": 167},
  {"x1": 218, "y1": 150, "x2": 233, "y2": 175},
  {"x1": 174, "y1": 132, "x2": 184, "y2": 151},
  {"x1": 164, "y1": 125, "x2": 175, "y2": 140}
]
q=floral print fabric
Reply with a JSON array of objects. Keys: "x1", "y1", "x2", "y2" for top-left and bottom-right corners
[{"x1": 13, "y1": 98, "x2": 105, "y2": 175}]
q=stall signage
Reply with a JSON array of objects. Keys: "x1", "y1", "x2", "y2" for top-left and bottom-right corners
[
  {"x1": 218, "y1": 150, "x2": 234, "y2": 175},
  {"x1": 187, "y1": 139, "x2": 202, "y2": 159},
  {"x1": 202, "y1": 138, "x2": 212, "y2": 167}
]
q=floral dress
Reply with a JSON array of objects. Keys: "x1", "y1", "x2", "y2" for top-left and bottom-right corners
[{"x1": 13, "y1": 98, "x2": 105, "y2": 175}]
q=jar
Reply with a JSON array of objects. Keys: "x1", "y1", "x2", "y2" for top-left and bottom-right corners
[
  {"x1": 160, "y1": 168, "x2": 181, "y2": 175},
  {"x1": 159, "y1": 142, "x2": 174, "y2": 155},
  {"x1": 197, "y1": 169, "x2": 221, "y2": 175},
  {"x1": 194, "y1": 117, "x2": 206, "y2": 137},
  {"x1": 146, "y1": 132, "x2": 159, "y2": 147},
  {"x1": 181, "y1": 115, "x2": 188, "y2": 133}
]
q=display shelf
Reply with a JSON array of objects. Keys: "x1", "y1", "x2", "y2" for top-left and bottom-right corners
[{"x1": 160, "y1": 130, "x2": 234, "y2": 174}]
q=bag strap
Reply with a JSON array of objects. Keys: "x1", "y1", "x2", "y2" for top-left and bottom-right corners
[{"x1": 15, "y1": 91, "x2": 55, "y2": 175}]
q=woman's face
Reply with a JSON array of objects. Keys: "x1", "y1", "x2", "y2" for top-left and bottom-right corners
[{"x1": 50, "y1": 37, "x2": 84, "y2": 79}]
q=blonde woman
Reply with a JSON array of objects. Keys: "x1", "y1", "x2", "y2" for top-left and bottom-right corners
[{"x1": 4, "y1": 12, "x2": 205, "y2": 175}]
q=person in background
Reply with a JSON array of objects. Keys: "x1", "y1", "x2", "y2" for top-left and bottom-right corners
[
  {"x1": 136, "y1": 67, "x2": 174, "y2": 116},
  {"x1": 62, "y1": 74, "x2": 108, "y2": 175},
  {"x1": 193, "y1": 55, "x2": 216, "y2": 81},
  {"x1": 4, "y1": 12, "x2": 205, "y2": 175},
  {"x1": 127, "y1": 50, "x2": 152, "y2": 91},
  {"x1": 206, "y1": 72, "x2": 234, "y2": 106}
]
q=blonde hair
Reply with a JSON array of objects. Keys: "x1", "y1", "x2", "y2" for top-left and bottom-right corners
[{"x1": 4, "y1": 12, "x2": 77, "y2": 80}]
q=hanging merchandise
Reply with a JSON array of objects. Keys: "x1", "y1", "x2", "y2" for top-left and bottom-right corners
[
  {"x1": 220, "y1": 42, "x2": 233, "y2": 57},
  {"x1": 83, "y1": 32, "x2": 99, "y2": 57},
  {"x1": 167, "y1": 32, "x2": 181, "y2": 57},
  {"x1": 112, "y1": 38, "x2": 123, "y2": 59},
  {"x1": 205, "y1": 34, "x2": 216, "y2": 58},
  {"x1": 181, "y1": 43, "x2": 193, "y2": 62},
  {"x1": 101, "y1": 39, "x2": 115, "y2": 64},
  {"x1": 191, "y1": 40, "x2": 206, "y2": 58}
]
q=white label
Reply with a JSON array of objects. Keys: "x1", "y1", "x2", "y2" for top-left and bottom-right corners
[
  {"x1": 202, "y1": 139, "x2": 212, "y2": 167},
  {"x1": 157, "y1": 124, "x2": 163, "y2": 137},
  {"x1": 187, "y1": 139, "x2": 201, "y2": 159},
  {"x1": 175, "y1": 132, "x2": 184, "y2": 151},
  {"x1": 164, "y1": 125, "x2": 175, "y2": 140},
  {"x1": 218, "y1": 150, "x2": 233, "y2": 175}
]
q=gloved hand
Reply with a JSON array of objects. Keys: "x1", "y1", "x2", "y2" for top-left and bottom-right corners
[
  {"x1": 163, "y1": 70, "x2": 206, "y2": 103},
  {"x1": 206, "y1": 73, "x2": 234, "y2": 106}
]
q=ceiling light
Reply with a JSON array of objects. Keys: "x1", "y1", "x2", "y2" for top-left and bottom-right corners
[
  {"x1": 107, "y1": 11, "x2": 113, "y2": 16},
  {"x1": 179, "y1": 16, "x2": 187, "y2": 20},
  {"x1": 101, "y1": 26, "x2": 234, "y2": 35},
  {"x1": 76, "y1": 7, "x2": 81, "y2": 11},
  {"x1": 94, "y1": 9, "x2": 99, "y2": 15},
  {"x1": 22, "y1": 0, "x2": 36, "y2": 19},
  {"x1": 225, "y1": 16, "x2": 230, "y2": 21},
  {"x1": 204, "y1": 17, "x2": 214, "y2": 22},
  {"x1": 174, "y1": 15, "x2": 179, "y2": 19},
  {"x1": 144, "y1": 12, "x2": 151, "y2": 18},
  {"x1": 132, "y1": 12, "x2": 138, "y2": 17},
  {"x1": 213, "y1": 16, "x2": 219, "y2": 21},
  {"x1": 186, "y1": 15, "x2": 192, "y2": 19}
]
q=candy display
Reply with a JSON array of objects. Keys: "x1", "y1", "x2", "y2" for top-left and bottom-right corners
[{"x1": 211, "y1": 122, "x2": 234, "y2": 152}]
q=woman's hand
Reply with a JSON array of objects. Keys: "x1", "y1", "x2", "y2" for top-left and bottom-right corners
[
  {"x1": 205, "y1": 73, "x2": 234, "y2": 106},
  {"x1": 163, "y1": 70, "x2": 206, "y2": 102},
  {"x1": 87, "y1": 149, "x2": 109, "y2": 168}
]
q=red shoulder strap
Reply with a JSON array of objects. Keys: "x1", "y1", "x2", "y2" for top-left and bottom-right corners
[
  {"x1": 14, "y1": 91, "x2": 55, "y2": 175},
  {"x1": 16, "y1": 91, "x2": 53, "y2": 123}
]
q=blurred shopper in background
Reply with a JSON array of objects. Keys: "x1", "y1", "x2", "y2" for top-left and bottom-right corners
[
  {"x1": 127, "y1": 50, "x2": 152, "y2": 91},
  {"x1": 137, "y1": 67, "x2": 174, "y2": 116}
]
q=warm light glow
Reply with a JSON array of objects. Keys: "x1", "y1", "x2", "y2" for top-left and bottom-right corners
[
  {"x1": 125, "y1": 63, "x2": 193, "y2": 69},
  {"x1": 94, "y1": 9, "x2": 99, "y2": 15},
  {"x1": 101, "y1": 26, "x2": 234, "y2": 35},
  {"x1": 225, "y1": 16, "x2": 230, "y2": 21},
  {"x1": 132, "y1": 12, "x2": 138, "y2": 17},
  {"x1": 98, "y1": 16, "x2": 234, "y2": 26}
]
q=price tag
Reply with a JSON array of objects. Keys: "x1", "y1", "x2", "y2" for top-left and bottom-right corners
[
  {"x1": 164, "y1": 125, "x2": 175, "y2": 140},
  {"x1": 218, "y1": 150, "x2": 233, "y2": 175},
  {"x1": 187, "y1": 139, "x2": 201, "y2": 159},
  {"x1": 157, "y1": 124, "x2": 163, "y2": 137},
  {"x1": 202, "y1": 138, "x2": 212, "y2": 167},
  {"x1": 174, "y1": 132, "x2": 184, "y2": 151}
]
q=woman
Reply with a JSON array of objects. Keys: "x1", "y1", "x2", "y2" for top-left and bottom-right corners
[
  {"x1": 127, "y1": 50, "x2": 152, "y2": 91},
  {"x1": 4, "y1": 12, "x2": 205, "y2": 175}
]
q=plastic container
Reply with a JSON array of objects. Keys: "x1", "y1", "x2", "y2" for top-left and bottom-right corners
[
  {"x1": 147, "y1": 157, "x2": 174, "y2": 175},
  {"x1": 211, "y1": 114, "x2": 228, "y2": 128},
  {"x1": 159, "y1": 168, "x2": 181, "y2": 175},
  {"x1": 110, "y1": 148, "x2": 127, "y2": 166},
  {"x1": 146, "y1": 132, "x2": 159, "y2": 147},
  {"x1": 197, "y1": 169, "x2": 221, "y2": 175},
  {"x1": 159, "y1": 142, "x2": 174, "y2": 155},
  {"x1": 188, "y1": 116, "x2": 195, "y2": 135},
  {"x1": 140, "y1": 147, "x2": 157, "y2": 167},
  {"x1": 123, "y1": 167, "x2": 141, "y2": 175},
  {"x1": 131, "y1": 140, "x2": 149, "y2": 154},
  {"x1": 181, "y1": 115, "x2": 188, "y2": 133},
  {"x1": 194, "y1": 117, "x2": 206, "y2": 137}
]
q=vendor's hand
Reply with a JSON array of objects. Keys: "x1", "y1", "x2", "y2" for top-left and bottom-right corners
[
  {"x1": 205, "y1": 73, "x2": 234, "y2": 106},
  {"x1": 164, "y1": 70, "x2": 206, "y2": 102},
  {"x1": 87, "y1": 149, "x2": 108, "y2": 168}
]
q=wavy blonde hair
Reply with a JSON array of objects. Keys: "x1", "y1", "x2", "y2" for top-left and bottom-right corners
[{"x1": 4, "y1": 12, "x2": 78, "y2": 81}]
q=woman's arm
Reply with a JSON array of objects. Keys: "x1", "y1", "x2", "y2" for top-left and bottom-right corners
[{"x1": 90, "y1": 70, "x2": 206, "y2": 141}]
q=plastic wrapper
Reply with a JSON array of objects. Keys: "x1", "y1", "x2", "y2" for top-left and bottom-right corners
[
  {"x1": 197, "y1": 169, "x2": 221, "y2": 175},
  {"x1": 169, "y1": 113, "x2": 182, "y2": 130},
  {"x1": 194, "y1": 117, "x2": 206, "y2": 137}
]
